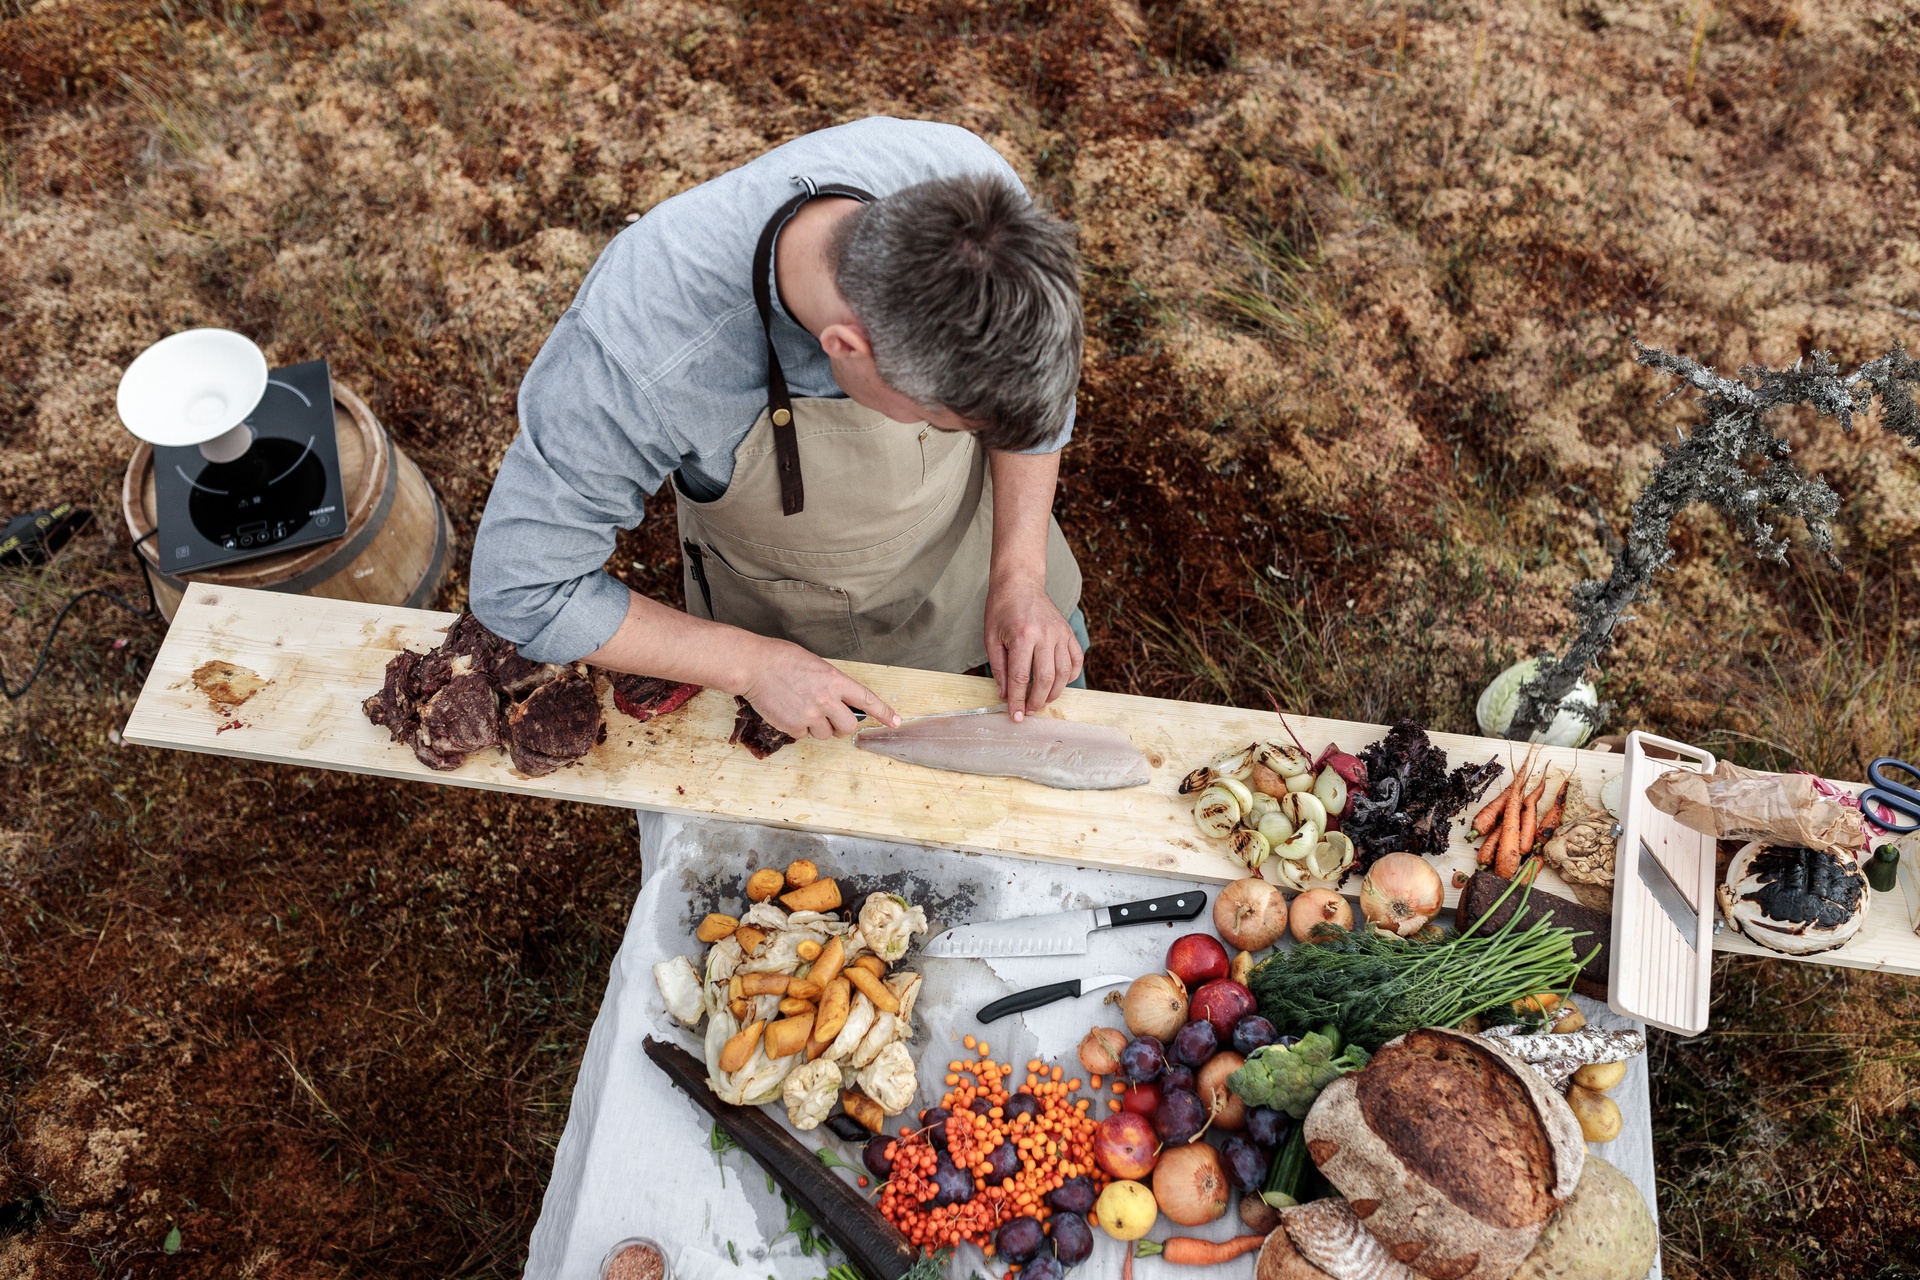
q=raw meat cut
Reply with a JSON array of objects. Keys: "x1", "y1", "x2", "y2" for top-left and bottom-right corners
[
  {"x1": 729, "y1": 697, "x2": 794, "y2": 759},
  {"x1": 609, "y1": 673, "x2": 702, "y2": 722}
]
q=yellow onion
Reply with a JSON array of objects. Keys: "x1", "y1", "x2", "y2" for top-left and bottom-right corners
[
  {"x1": 1278, "y1": 791, "x2": 1328, "y2": 832},
  {"x1": 1359, "y1": 852, "x2": 1445, "y2": 937},
  {"x1": 1215, "y1": 776, "x2": 1255, "y2": 814},
  {"x1": 1079, "y1": 1026, "x2": 1127, "y2": 1075},
  {"x1": 1229, "y1": 828, "x2": 1272, "y2": 869},
  {"x1": 1123, "y1": 972, "x2": 1189, "y2": 1041},
  {"x1": 1256, "y1": 811, "x2": 1296, "y2": 845},
  {"x1": 1253, "y1": 741, "x2": 1311, "y2": 777}
]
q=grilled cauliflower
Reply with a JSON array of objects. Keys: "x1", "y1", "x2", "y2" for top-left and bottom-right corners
[
  {"x1": 856, "y1": 894, "x2": 928, "y2": 963},
  {"x1": 855, "y1": 1042, "x2": 917, "y2": 1115},
  {"x1": 782, "y1": 1059, "x2": 844, "y2": 1130}
]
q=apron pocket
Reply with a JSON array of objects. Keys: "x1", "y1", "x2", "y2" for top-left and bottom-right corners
[{"x1": 696, "y1": 543, "x2": 862, "y2": 662}]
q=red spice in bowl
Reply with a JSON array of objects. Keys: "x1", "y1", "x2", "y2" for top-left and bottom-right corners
[{"x1": 601, "y1": 1238, "x2": 668, "y2": 1280}]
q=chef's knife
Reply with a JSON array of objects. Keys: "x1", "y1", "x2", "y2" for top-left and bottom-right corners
[
  {"x1": 977, "y1": 975, "x2": 1133, "y2": 1024},
  {"x1": 923, "y1": 891, "x2": 1208, "y2": 959}
]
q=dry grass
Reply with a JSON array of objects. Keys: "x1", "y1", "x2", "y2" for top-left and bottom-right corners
[{"x1": 3, "y1": 0, "x2": 1920, "y2": 1274}]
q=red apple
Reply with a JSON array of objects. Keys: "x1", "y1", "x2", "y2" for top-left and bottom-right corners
[
  {"x1": 1190, "y1": 979, "x2": 1258, "y2": 1037},
  {"x1": 1166, "y1": 933, "x2": 1230, "y2": 989},
  {"x1": 1119, "y1": 1081, "x2": 1162, "y2": 1116},
  {"x1": 1094, "y1": 1110, "x2": 1159, "y2": 1180}
]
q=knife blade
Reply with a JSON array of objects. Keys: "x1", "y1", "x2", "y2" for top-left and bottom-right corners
[
  {"x1": 977, "y1": 975, "x2": 1133, "y2": 1024},
  {"x1": 1637, "y1": 836, "x2": 1699, "y2": 952},
  {"x1": 922, "y1": 891, "x2": 1208, "y2": 958}
]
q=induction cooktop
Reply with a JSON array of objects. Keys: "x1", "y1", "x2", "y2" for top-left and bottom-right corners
[{"x1": 150, "y1": 359, "x2": 347, "y2": 574}]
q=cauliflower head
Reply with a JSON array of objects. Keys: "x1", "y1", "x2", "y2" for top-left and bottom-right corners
[
  {"x1": 855, "y1": 1041, "x2": 917, "y2": 1115},
  {"x1": 857, "y1": 894, "x2": 928, "y2": 963},
  {"x1": 782, "y1": 1059, "x2": 844, "y2": 1130}
]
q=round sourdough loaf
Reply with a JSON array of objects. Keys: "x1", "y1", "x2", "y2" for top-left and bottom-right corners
[
  {"x1": 1257, "y1": 1224, "x2": 1337, "y2": 1280},
  {"x1": 1303, "y1": 1028, "x2": 1585, "y2": 1280},
  {"x1": 1281, "y1": 1197, "x2": 1421, "y2": 1280}
]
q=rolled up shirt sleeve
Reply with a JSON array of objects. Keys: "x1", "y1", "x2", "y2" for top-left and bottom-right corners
[{"x1": 470, "y1": 312, "x2": 680, "y2": 663}]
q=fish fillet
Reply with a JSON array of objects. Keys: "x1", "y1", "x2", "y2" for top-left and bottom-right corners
[{"x1": 855, "y1": 708, "x2": 1152, "y2": 790}]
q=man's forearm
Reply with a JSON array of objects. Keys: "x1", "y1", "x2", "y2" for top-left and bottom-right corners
[
  {"x1": 988, "y1": 448, "x2": 1061, "y2": 583},
  {"x1": 583, "y1": 590, "x2": 763, "y2": 691}
]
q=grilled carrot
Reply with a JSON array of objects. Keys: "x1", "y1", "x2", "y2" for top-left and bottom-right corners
[{"x1": 1136, "y1": 1236, "x2": 1271, "y2": 1263}]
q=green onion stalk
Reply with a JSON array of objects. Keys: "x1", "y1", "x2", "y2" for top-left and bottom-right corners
[{"x1": 1248, "y1": 876, "x2": 1597, "y2": 1051}]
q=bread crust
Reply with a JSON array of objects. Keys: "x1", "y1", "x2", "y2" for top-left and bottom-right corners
[
  {"x1": 1258, "y1": 1225, "x2": 1339, "y2": 1280},
  {"x1": 1303, "y1": 1028, "x2": 1586, "y2": 1280}
]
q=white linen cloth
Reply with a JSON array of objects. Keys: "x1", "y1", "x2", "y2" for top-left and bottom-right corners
[{"x1": 524, "y1": 813, "x2": 1661, "y2": 1279}]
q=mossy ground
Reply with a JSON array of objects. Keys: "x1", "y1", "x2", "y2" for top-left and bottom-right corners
[{"x1": 3, "y1": 0, "x2": 1918, "y2": 1274}]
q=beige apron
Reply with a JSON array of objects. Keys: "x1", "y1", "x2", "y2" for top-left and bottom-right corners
[{"x1": 674, "y1": 180, "x2": 1081, "y2": 674}]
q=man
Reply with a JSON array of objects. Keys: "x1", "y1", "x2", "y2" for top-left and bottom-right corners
[{"x1": 471, "y1": 117, "x2": 1087, "y2": 741}]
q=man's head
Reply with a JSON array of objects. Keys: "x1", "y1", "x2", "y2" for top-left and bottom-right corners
[{"x1": 826, "y1": 174, "x2": 1082, "y2": 450}]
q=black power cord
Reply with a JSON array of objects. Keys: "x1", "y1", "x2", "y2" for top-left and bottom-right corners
[{"x1": 1, "y1": 528, "x2": 163, "y2": 701}]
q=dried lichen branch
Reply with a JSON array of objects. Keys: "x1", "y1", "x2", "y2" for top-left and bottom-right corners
[{"x1": 1507, "y1": 340, "x2": 1920, "y2": 742}]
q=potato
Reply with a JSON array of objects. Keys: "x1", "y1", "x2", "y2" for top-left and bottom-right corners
[
  {"x1": 734, "y1": 926, "x2": 768, "y2": 956},
  {"x1": 796, "y1": 939, "x2": 822, "y2": 962},
  {"x1": 1566, "y1": 1085, "x2": 1622, "y2": 1143},
  {"x1": 740, "y1": 972, "x2": 788, "y2": 997},
  {"x1": 840, "y1": 1088, "x2": 886, "y2": 1133},
  {"x1": 779, "y1": 878, "x2": 842, "y2": 913},
  {"x1": 784, "y1": 859, "x2": 820, "y2": 890},
  {"x1": 1552, "y1": 1006, "x2": 1588, "y2": 1034},
  {"x1": 851, "y1": 955, "x2": 886, "y2": 978},
  {"x1": 809, "y1": 937, "x2": 847, "y2": 988},
  {"x1": 814, "y1": 977, "x2": 852, "y2": 1043},
  {"x1": 695, "y1": 913, "x2": 738, "y2": 943},
  {"x1": 778, "y1": 996, "x2": 816, "y2": 1017},
  {"x1": 728, "y1": 997, "x2": 749, "y2": 1020},
  {"x1": 845, "y1": 965, "x2": 900, "y2": 1014},
  {"x1": 727, "y1": 975, "x2": 744, "y2": 1000},
  {"x1": 746, "y1": 868, "x2": 786, "y2": 902},
  {"x1": 1572, "y1": 1060, "x2": 1627, "y2": 1092},
  {"x1": 787, "y1": 977, "x2": 823, "y2": 1001},
  {"x1": 720, "y1": 1020, "x2": 765, "y2": 1072},
  {"x1": 765, "y1": 1013, "x2": 815, "y2": 1059},
  {"x1": 1230, "y1": 950, "x2": 1255, "y2": 986},
  {"x1": 806, "y1": 1036, "x2": 830, "y2": 1062}
]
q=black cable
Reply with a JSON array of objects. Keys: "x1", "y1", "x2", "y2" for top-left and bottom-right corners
[{"x1": 1, "y1": 529, "x2": 163, "y2": 700}]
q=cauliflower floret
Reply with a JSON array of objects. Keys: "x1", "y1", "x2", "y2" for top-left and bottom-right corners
[
  {"x1": 855, "y1": 1042, "x2": 917, "y2": 1115},
  {"x1": 856, "y1": 894, "x2": 928, "y2": 963},
  {"x1": 782, "y1": 1059, "x2": 844, "y2": 1130},
  {"x1": 651, "y1": 955, "x2": 705, "y2": 1026}
]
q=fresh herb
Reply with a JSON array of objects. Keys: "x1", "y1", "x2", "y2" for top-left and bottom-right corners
[
  {"x1": 1344, "y1": 720, "x2": 1501, "y2": 871},
  {"x1": 773, "y1": 1189, "x2": 836, "y2": 1258},
  {"x1": 815, "y1": 1148, "x2": 858, "y2": 1172},
  {"x1": 1249, "y1": 877, "x2": 1595, "y2": 1050},
  {"x1": 710, "y1": 1122, "x2": 741, "y2": 1187}
]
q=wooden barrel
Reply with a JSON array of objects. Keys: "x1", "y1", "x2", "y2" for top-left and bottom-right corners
[{"x1": 122, "y1": 381, "x2": 451, "y2": 622}]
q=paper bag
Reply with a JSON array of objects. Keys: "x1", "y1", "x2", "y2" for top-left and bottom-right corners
[{"x1": 1644, "y1": 760, "x2": 1865, "y2": 857}]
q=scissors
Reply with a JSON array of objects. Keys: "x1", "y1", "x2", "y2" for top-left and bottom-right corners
[{"x1": 1861, "y1": 757, "x2": 1920, "y2": 834}]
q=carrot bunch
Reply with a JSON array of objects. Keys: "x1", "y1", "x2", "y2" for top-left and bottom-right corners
[
  {"x1": 876, "y1": 1038, "x2": 1108, "y2": 1254},
  {"x1": 1469, "y1": 745, "x2": 1569, "y2": 878}
]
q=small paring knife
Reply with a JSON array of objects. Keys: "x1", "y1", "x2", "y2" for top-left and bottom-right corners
[
  {"x1": 977, "y1": 975, "x2": 1133, "y2": 1024},
  {"x1": 922, "y1": 891, "x2": 1208, "y2": 959}
]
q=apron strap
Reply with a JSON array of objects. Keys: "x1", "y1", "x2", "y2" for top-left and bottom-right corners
[{"x1": 752, "y1": 181, "x2": 875, "y2": 516}]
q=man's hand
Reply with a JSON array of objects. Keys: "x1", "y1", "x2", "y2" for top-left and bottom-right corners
[
  {"x1": 985, "y1": 573, "x2": 1082, "y2": 721},
  {"x1": 739, "y1": 636, "x2": 901, "y2": 741}
]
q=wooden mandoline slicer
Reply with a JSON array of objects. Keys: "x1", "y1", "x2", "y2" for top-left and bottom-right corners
[{"x1": 1610, "y1": 731, "x2": 1719, "y2": 1036}]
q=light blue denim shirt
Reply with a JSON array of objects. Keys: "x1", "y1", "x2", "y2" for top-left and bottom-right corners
[{"x1": 470, "y1": 117, "x2": 1075, "y2": 663}]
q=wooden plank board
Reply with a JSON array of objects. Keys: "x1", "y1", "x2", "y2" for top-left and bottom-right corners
[{"x1": 122, "y1": 583, "x2": 1920, "y2": 976}]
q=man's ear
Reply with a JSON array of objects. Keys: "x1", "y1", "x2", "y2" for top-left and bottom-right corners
[{"x1": 817, "y1": 320, "x2": 872, "y2": 360}]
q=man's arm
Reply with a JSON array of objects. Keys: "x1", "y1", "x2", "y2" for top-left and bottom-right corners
[
  {"x1": 983, "y1": 448, "x2": 1082, "y2": 719},
  {"x1": 584, "y1": 593, "x2": 898, "y2": 739}
]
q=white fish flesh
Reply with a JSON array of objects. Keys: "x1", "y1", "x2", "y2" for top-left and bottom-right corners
[{"x1": 855, "y1": 708, "x2": 1151, "y2": 790}]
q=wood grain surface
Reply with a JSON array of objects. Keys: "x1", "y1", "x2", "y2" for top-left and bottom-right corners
[{"x1": 122, "y1": 583, "x2": 1920, "y2": 975}]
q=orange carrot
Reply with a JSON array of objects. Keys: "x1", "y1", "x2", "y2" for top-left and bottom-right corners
[
  {"x1": 1515, "y1": 777, "x2": 1547, "y2": 863},
  {"x1": 1476, "y1": 828, "x2": 1500, "y2": 867},
  {"x1": 1495, "y1": 756, "x2": 1528, "y2": 877},
  {"x1": 1537, "y1": 801, "x2": 1565, "y2": 841},
  {"x1": 1136, "y1": 1236, "x2": 1271, "y2": 1264},
  {"x1": 1469, "y1": 773, "x2": 1510, "y2": 840}
]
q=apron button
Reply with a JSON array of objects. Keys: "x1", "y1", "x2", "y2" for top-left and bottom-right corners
[{"x1": 772, "y1": 408, "x2": 792, "y2": 426}]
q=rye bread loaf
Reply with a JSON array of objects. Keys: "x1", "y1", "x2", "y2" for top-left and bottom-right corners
[
  {"x1": 1258, "y1": 1225, "x2": 1337, "y2": 1280},
  {"x1": 1304, "y1": 1027, "x2": 1586, "y2": 1280},
  {"x1": 1455, "y1": 871, "x2": 1611, "y2": 999},
  {"x1": 1282, "y1": 1198, "x2": 1421, "y2": 1280}
]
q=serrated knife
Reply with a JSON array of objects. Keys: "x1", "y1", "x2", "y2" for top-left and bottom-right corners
[{"x1": 922, "y1": 890, "x2": 1208, "y2": 958}]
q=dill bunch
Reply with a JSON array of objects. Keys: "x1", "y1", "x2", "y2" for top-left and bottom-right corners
[{"x1": 1248, "y1": 880, "x2": 1597, "y2": 1051}]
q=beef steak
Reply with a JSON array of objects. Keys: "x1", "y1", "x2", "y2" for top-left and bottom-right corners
[
  {"x1": 505, "y1": 667, "x2": 603, "y2": 775},
  {"x1": 729, "y1": 696, "x2": 794, "y2": 759},
  {"x1": 416, "y1": 666, "x2": 502, "y2": 756},
  {"x1": 609, "y1": 673, "x2": 702, "y2": 722}
]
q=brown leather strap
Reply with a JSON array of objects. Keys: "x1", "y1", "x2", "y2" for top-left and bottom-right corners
[{"x1": 751, "y1": 181, "x2": 874, "y2": 516}]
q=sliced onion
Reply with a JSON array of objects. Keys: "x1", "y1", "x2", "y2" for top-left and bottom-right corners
[
  {"x1": 1229, "y1": 828, "x2": 1272, "y2": 869},
  {"x1": 1279, "y1": 791, "x2": 1328, "y2": 832},
  {"x1": 1216, "y1": 776, "x2": 1255, "y2": 813},
  {"x1": 1256, "y1": 811, "x2": 1296, "y2": 845},
  {"x1": 1194, "y1": 786, "x2": 1242, "y2": 838},
  {"x1": 1275, "y1": 822, "x2": 1320, "y2": 861},
  {"x1": 1244, "y1": 792, "x2": 1280, "y2": 827},
  {"x1": 1254, "y1": 741, "x2": 1312, "y2": 777},
  {"x1": 1209, "y1": 744, "x2": 1257, "y2": 780},
  {"x1": 1179, "y1": 765, "x2": 1215, "y2": 796}
]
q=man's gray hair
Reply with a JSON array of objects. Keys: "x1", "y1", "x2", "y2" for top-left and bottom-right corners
[{"x1": 833, "y1": 174, "x2": 1082, "y2": 452}]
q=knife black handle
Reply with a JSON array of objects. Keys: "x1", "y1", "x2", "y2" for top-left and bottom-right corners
[
  {"x1": 977, "y1": 980, "x2": 1082, "y2": 1024},
  {"x1": 1107, "y1": 891, "x2": 1208, "y2": 927}
]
